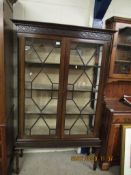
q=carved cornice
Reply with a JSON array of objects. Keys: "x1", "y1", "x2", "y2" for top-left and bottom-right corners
[
  {"x1": 106, "y1": 16, "x2": 131, "y2": 25},
  {"x1": 16, "y1": 24, "x2": 112, "y2": 41}
]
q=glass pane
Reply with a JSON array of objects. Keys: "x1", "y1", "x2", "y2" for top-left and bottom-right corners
[
  {"x1": 25, "y1": 114, "x2": 56, "y2": 135},
  {"x1": 64, "y1": 42, "x2": 103, "y2": 136},
  {"x1": 113, "y1": 28, "x2": 131, "y2": 74},
  {"x1": 24, "y1": 38, "x2": 61, "y2": 136},
  {"x1": 113, "y1": 46, "x2": 131, "y2": 74}
]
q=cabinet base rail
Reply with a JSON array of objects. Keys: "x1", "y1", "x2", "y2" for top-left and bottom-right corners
[
  {"x1": 13, "y1": 147, "x2": 100, "y2": 174},
  {"x1": 13, "y1": 138, "x2": 101, "y2": 174}
]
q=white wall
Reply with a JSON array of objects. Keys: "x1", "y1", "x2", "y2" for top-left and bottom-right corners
[
  {"x1": 103, "y1": 0, "x2": 131, "y2": 22},
  {"x1": 13, "y1": 0, "x2": 95, "y2": 27}
]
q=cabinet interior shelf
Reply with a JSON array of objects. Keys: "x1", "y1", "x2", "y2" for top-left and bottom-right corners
[
  {"x1": 25, "y1": 113, "x2": 95, "y2": 115},
  {"x1": 117, "y1": 43, "x2": 131, "y2": 48},
  {"x1": 25, "y1": 102, "x2": 95, "y2": 115},
  {"x1": 25, "y1": 111, "x2": 95, "y2": 115},
  {"x1": 25, "y1": 62, "x2": 100, "y2": 69},
  {"x1": 25, "y1": 84, "x2": 98, "y2": 92}
]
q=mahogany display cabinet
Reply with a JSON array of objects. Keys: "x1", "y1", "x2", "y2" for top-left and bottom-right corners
[
  {"x1": 100, "y1": 16, "x2": 131, "y2": 170},
  {"x1": 106, "y1": 16, "x2": 131, "y2": 81},
  {"x1": 12, "y1": 19, "x2": 114, "y2": 172}
]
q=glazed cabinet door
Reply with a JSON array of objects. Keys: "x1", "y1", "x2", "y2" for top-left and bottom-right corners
[
  {"x1": 109, "y1": 26, "x2": 131, "y2": 79},
  {"x1": 62, "y1": 39, "x2": 106, "y2": 137},
  {"x1": 18, "y1": 35, "x2": 64, "y2": 138}
]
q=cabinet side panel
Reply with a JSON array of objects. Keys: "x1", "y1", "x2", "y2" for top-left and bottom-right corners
[
  {"x1": 0, "y1": 126, "x2": 7, "y2": 175},
  {"x1": 0, "y1": 1, "x2": 5, "y2": 125},
  {"x1": 4, "y1": 0, "x2": 14, "y2": 174}
]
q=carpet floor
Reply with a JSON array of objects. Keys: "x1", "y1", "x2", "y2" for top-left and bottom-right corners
[{"x1": 13, "y1": 151, "x2": 119, "y2": 175}]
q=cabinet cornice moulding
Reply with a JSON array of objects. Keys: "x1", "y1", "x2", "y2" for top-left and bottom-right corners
[{"x1": 12, "y1": 19, "x2": 115, "y2": 41}]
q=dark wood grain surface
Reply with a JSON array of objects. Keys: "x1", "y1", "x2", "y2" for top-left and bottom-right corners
[{"x1": 0, "y1": 0, "x2": 14, "y2": 174}]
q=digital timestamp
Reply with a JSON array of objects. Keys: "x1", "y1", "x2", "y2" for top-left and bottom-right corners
[{"x1": 71, "y1": 155, "x2": 113, "y2": 162}]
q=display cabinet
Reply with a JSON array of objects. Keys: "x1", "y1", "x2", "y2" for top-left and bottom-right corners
[
  {"x1": 13, "y1": 20, "x2": 114, "y2": 172},
  {"x1": 113, "y1": 27, "x2": 131, "y2": 76},
  {"x1": 106, "y1": 16, "x2": 131, "y2": 80},
  {"x1": 24, "y1": 38, "x2": 102, "y2": 137},
  {"x1": 100, "y1": 17, "x2": 131, "y2": 170}
]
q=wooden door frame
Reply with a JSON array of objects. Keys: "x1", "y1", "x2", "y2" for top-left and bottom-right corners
[
  {"x1": 61, "y1": 37, "x2": 110, "y2": 139},
  {"x1": 18, "y1": 34, "x2": 66, "y2": 139}
]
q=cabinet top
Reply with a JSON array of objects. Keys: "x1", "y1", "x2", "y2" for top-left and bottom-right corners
[
  {"x1": 106, "y1": 16, "x2": 131, "y2": 25},
  {"x1": 12, "y1": 19, "x2": 115, "y2": 41},
  {"x1": 105, "y1": 99, "x2": 131, "y2": 113}
]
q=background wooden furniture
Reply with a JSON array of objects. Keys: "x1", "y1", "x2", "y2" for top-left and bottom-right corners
[
  {"x1": 106, "y1": 16, "x2": 131, "y2": 81},
  {"x1": 0, "y1": 0, "x2": 16, "y2": 174},
  {"x1": 13, "y1": 20, "x2": 114, "y2": 172},
  {"x1": 100, "y1": 16, "x2": 131, "y2": 170},
  {"x1": 100, "y1": 99, "x2": 131, "y2": 170}
]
